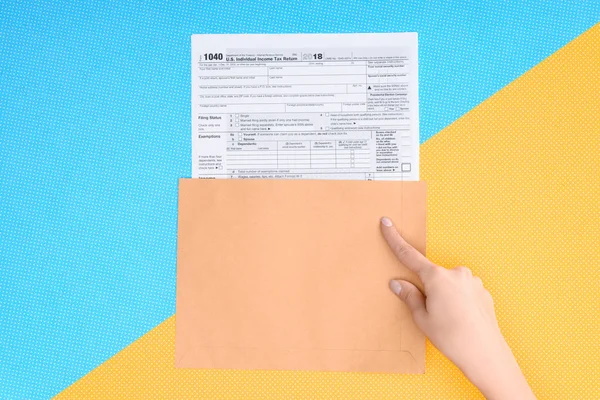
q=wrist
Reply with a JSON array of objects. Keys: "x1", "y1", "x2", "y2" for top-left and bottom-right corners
[{"x1": 460, "y1": 335, "x2": 535, "y2": 399}]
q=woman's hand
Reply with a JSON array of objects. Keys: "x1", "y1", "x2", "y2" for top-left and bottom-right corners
[{"x1": 381, "y1": 217, "x2": 535, "y2": 400}]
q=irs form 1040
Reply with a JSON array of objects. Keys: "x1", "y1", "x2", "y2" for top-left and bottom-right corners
[{"x1": 192, "y1": 33, "x2": 419, "y2": 181}]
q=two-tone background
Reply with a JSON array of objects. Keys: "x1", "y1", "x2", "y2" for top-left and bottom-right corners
[{"x1": 1, "y1": 1, "x2": 599, "y2": 398}]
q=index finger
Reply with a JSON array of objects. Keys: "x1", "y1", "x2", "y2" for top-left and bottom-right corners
[{"x1": 380, "y1": 216, "x2": 436, "y2": 277}]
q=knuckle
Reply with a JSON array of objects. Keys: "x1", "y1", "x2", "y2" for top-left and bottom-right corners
[
  {"x1": 402, "y1": 288, "x2": 415, "y2": 303},
  {"x1": 429, "y1": 265, "x2": 445, "y2": 276},
  {"x1": 455, "y1": 266, "x2": 472, "y2": 277},
  {"x1": 392, "y1": 241, "x2": 413, "y2": 258}
]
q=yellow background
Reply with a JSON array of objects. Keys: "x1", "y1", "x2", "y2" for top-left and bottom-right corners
[{"x1": 58, "y1": 23, "x2": 600, "y2": 399}]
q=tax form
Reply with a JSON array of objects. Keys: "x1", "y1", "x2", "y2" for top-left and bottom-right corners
[{"x1": 192, "y1": 33, "x2": 419, "y2": 180}]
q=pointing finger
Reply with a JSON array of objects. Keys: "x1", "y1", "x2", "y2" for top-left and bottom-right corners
[{"x1": 380, "y1": 216, "x2": 436, "y2": 278}]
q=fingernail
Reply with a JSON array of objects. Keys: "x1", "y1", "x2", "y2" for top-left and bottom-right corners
[
  {"x1": 381, "y1": 217, "x2": 393, "y2": 227},
  {"x1": 389, "y1": 280, "x2": 402, "y2": 295}
]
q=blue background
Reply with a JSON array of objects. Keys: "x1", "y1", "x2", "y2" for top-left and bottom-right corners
[{"x1": 1, "y1": 1, "x2": 599, "y2": 398}]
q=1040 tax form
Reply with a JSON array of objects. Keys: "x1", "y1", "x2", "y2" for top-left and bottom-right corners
[{"x1": 192, "y1": 33, "x2": 419, "y2": 181}]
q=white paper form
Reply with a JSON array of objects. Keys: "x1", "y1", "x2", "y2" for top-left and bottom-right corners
[{"x1": 192, "y1": 33, "x2": 419, "y2": 180}]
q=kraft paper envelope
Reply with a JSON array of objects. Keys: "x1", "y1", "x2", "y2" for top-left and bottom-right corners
[{"x1": 175, "y1": 179, "x2": 426, "y2": 373}]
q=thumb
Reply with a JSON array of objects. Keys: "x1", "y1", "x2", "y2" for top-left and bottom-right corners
[{"x1": 389, "y1": 280, "x2": 427, "y2": 321}]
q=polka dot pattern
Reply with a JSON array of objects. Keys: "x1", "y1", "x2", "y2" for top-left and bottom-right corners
[{"x1": 56, "y1": 21, "x2": 600, "y2": 400}]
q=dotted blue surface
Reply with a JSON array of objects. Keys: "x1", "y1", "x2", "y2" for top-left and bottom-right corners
[{"x1": 1, "y1": 1, "x2": 599, "y2": 398}]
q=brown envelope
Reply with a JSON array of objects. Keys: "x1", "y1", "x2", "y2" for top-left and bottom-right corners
[{"x1": 175, "y1": 179, "x2": 426, "y2": 373}]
